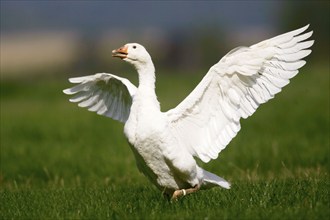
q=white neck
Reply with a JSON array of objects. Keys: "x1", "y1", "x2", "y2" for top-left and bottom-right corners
[{"x1": 134, "y1": 60, "x2": 160, "y2": 109}]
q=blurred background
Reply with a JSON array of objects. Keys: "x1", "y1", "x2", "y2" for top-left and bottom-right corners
[
  {"x1": 1, "y1": 1, "x2": 329, "y2": 188},
  {"x1": 1, "y1": 1, "x2": 329, "y2": 77}
]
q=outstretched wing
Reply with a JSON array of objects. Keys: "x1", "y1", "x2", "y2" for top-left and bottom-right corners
[
  {"x1": 166, "y1": 25, "x2": 314, "y2": 163},
  {"x1": 63, "y1": 73, "x2": 137, "y2": 123}
]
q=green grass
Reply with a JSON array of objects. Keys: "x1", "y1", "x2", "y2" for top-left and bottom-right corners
[
  {"x1": 1, "y1": 179, "x2": 328, "y2": 219},
  {"x1": 1, "y1": 64, "x2": 329, "y2": 219}
]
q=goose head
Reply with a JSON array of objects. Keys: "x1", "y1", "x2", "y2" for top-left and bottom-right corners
[{"x1": 112, "y1": 43, "x2": 153, "y2": 69}]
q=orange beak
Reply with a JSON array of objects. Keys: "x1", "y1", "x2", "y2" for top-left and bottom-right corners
[{"x1": 112, "y1": 45, "x2": 128, "y2": 59}]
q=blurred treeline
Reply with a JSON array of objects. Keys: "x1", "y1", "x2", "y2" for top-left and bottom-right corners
[{"x1": 1, "y1": 1, "x2": 329, "y2": 79}]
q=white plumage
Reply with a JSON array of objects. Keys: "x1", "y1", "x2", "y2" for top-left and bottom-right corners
[{"x1": 63, "y1": 25, "x2": 313, "y2": 200}]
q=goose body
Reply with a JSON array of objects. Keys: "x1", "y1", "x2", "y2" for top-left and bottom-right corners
[{"x1": 64, "y1": 25, "x2": 313, "y2": 199}]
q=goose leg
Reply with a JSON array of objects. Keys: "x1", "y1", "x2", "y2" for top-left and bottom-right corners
[{"x1": 171, "y1": 184, "x2": 200, "y2": 200}]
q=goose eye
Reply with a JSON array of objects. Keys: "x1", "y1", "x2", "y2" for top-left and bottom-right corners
[{"x1": 133, "y1": 45, "x2": 137, "y2": 49}]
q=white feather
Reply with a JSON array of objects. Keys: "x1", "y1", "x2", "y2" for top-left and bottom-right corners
[{"x1": 63, "y1": 73, "x2": 136, "y2": 123}]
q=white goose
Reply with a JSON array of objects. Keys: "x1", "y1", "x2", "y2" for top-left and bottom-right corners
[{"x1": 64, "y1": 25, "x2": 313, "y2": 200}]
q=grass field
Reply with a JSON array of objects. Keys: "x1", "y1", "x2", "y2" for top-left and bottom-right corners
[{"x1": 1, "y1": 64, "x2": 329, "y2": 219}]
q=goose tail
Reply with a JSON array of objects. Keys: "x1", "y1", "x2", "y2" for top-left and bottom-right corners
[{"x1": 201, "y1": 169, "x2": 231, "y2": 189}]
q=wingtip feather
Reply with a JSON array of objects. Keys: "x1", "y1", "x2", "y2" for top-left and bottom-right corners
[
  {"x1": 69, "y1": 77, "x2": 84, "y2": 83},
  {"x1": 63, "y1": 88, "x2": 73, "y2": 95},
  {"x1": 295, "y1": 24, "x2": 310, "y2": 35}
]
